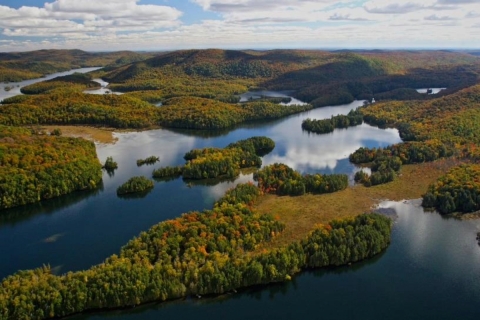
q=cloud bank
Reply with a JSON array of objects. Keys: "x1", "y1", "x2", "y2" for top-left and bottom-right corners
[{"x1": 0, "y1": 0, "x2": 479, "y2": 51}]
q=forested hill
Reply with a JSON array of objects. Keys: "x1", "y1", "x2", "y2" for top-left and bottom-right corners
[
  {"x1": 0, "y1": 49, "x2": 154, "y2": 82},
  {"x1": 101, "y1": 49, "x2": 334, "y2": 82},
  {"x1": 100, "y1": 49, "x2": 480, "y2": 107}
]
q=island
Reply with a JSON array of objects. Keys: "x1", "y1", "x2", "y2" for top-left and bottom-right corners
[{"x1": 117, "y1": 176, "x2": 154, "y2": 196}]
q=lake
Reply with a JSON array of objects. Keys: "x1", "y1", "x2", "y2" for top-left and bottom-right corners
[{"x1": 1, "y1": 85, "x2": 479, "y2": 319}]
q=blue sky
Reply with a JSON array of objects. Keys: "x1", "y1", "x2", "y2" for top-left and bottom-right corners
[{"x1": 0, "y1": 0, "x2": 479, "y2": 52}]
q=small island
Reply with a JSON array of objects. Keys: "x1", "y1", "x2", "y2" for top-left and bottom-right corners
[
  {"x1": 302, "y1": 109, "x2": 363, "y2": 134},
  {"x1": 117, "y1": 176, "x2": 154, "y2": 195},
  {"x1": 102, "y1": 156, "x2": 118, "y2": 171},
  {"x1": 137, "y1": 156, "x2": 160, "y2": 166}
]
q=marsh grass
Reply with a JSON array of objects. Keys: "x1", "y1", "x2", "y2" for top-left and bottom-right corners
[{"x1": 255, "y1": 158, "x2": 463, "y2": 250}]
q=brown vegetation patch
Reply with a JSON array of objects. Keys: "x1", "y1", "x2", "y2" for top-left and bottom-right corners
[
  {"x1": 40, "y1": 125, "x2": 118, "y2": 144},
  {"x1": 255, "y1": 158, "x2": 464, "y2": 249}
]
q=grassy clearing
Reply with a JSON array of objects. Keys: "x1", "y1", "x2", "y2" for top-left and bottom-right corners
[
  {"x1": 255, "y1": 158, "x2": 463, "y2": 249},
  {"x1": 39, "y1": 125, "x2": 118, "y2": 144}
]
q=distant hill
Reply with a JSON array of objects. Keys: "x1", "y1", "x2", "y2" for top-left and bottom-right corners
[
  {"x1": 99, "y1": 49, "x2": 480, "y2": 106},
  {"x1": 0, "y1": 49, "x2": 154, "y2": 82},
  {"x1": 102, "y1": 49, "x2": 334, "y2": 83}
]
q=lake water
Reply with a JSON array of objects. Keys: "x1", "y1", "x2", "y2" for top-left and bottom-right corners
[
  {"x1": 240, "y1": 90, "x2": 307, "y2": 106},
  {"x1": 416, "y1": 88, "x2": 446, "y2": 94},
  {"x1": 0, "y1": 67, "x2": 101, "y2": 102},
  {"x1": 1, "y1": 87, "x2": 479, "y2": 319},
  {"x1": 84, "y1": 79, "x2": 123, "y2": 95}
]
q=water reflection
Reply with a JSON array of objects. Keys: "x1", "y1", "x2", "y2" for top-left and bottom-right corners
[
  {"x1": 263, "y1": 123, "x2": 399, "y2": 174},
  {"x1": 0, "y1": 183, "x2": 104, "y2": 227}
]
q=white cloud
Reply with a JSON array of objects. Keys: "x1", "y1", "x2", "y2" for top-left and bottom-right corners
[
  {"x1": 436, "y1": 0, "x2": 480, "y2": 4},
  {"x1": 0, "y1": 1, "x2": 181, "y2": 38},
  {"x1": 0, "y1": 0, "x2": 479, "y2": 51},
  {"x1": 364, "y1": 1, "x2": 436, "y2": 14},
  {"x1": 193, "y1": 0, "x2": 335, "y2": 12},
  {"x1": 424, "y1": 14, "x2": 457, "y2": 20}
]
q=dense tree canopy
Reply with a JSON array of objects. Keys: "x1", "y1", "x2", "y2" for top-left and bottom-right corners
[
  {"x1": 117, "y1": 176, "x2": 154, "y2": 195},
  {"x1": 254, "y1": 163, "x2": 348, "y2": 196},
  {"x1": 0, "y1": 125, "x2": 102, "y2": 209},
  {"x1": 422, "y1": 164, "x2": 480, "y2": 214}
]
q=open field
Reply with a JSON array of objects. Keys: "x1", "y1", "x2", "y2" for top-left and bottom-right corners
[{"x1": 39, "y1": 125, "x2": 118, "y2": 144}]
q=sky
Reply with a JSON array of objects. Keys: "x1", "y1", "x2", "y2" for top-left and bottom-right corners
[{"x1": 0, "y1": 0, "x2": 479, "y2": 52}]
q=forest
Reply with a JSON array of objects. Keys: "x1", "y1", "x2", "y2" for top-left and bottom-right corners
[
  {"x1": 0, "y1": 182, "x2": 391, "y2": 319},
  {"x1": 75, "y1": 49, "x2": 480, "y2": 115},
  {"x1": 159, "y1": 97, "x2": 312, "y2": 130},
  {"x1": 137, "y1": 156, "x2": 160, "y2": 167},
  {"x1": 254, "y1": 163, "x2": 349, "y2": 196},
  {"x1": 349, "y1": 140, "x2": 454, "y2": 187},
  {"x1": 422, "y1": 164, "x2": 480, "y2": 214},
  {"x1": 0, "y1": 90, "x2": 161, "y2": 129},
  {"x1": 2, "y1": 49, "x2": 480, "y2": 133},
  {"x1": 0, "y1": 125, "x2": 102, "y2": 209}
]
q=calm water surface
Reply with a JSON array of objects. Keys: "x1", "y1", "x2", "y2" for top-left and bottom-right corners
[
  {"x1": 84, "y1": 79, "x2": 123, "y2": 95},
  {"x1": 1, "y1": 88, "x2": 478, "y2": 319},
  {"x1": 239, "y1": 90, "x2": 307, "y2": 105},
  {"x1": 416, "y1": 88, "x2": 446, "y2": 94}
]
